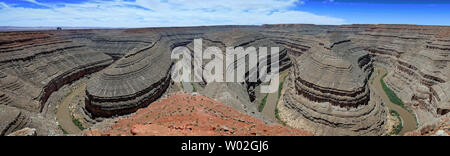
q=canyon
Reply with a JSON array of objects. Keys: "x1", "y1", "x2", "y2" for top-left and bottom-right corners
[{"x1": 0, "y1": 24, "x2": 448, "y2": 136}]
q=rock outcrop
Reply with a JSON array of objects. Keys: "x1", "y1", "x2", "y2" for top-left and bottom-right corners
[
  {"x1": 432, "y1": 82, "x2": 450, "y2": 115},
  {"x1": 405, "y1": 114, "x2": 449, "y2": 136},
  {"x1": 0, "y1": 31, "x2": 113, "y2": 135},
  {"x1": 0, "y1": 31, "x2": 113, "y2": 113},
  {"x1": 191, "y1": 30, "x2": 291, "y2": 116},
  {"x1": 0, "y1": 105, "x2": 57, "y2": 136},
  {"x1": 85, "y1": 29, "x2": 205, "y2": 117},
  {"x1": 0, "y1": 105, "x2": 30, "y2": 136},
  {"x1": 84, "y1": 27, "x2": 292, "y2": 118},
  {"x1": 86, "y1": 94, "x2": 312, "y2": 136},
  {"x1": 7, "y1": 127, "x2": 37, "y2": 136},
  {"x1": 263, "y1": 24, "x2": 449, "y2": 135},
  {"x1": 1, "y1": 24, "x2": 448, "y2": 136},
  {"x1": 350, "y1": 25, "x2": 450, "y2": 127},
  {"x1": 278, "y1": 36, "x2": 386, "y2": 136}
]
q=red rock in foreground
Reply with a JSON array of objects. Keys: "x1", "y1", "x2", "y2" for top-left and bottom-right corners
[{"x1": 87, "y1": 94, "x2": 312, "y2": 136}]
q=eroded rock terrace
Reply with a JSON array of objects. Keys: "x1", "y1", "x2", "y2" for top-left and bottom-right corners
[{"x1": 0, "y1": 24, "x2": 448, "y2": 136}]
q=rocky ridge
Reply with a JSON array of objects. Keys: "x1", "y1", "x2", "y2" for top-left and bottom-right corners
[
  {"x1": 0, "y1": 24, "x2": 448, "y2": 136},
  {"x1": 85, "y1": 93, "x2": 312, "y2": 136},
  {"x1": 278, "y1": 36, "x2": 386, "y2": 136}
]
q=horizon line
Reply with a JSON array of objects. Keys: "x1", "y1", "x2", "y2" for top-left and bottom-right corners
[{"x1": 1, "y1": 23, "x2": 450, "y2": 32}]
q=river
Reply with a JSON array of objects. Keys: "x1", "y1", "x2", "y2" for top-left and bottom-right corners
[{"x1": 372, "y1": 67, "x2": 417, "y2": 135}]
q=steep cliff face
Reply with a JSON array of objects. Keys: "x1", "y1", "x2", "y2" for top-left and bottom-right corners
[
  {"x1": 0, "y1": 105, "x2": 58, "y2": 136},
  {"x1": 191, "y1": 30, "x2": 291, "y2": 116},
  {"x1": 84, "y1": 28, "x2": 205, "y2": 118},
  {"x1": 0, "y1": 31, "x2": 113, "y2": 135},
  {"x1": 1, "y1": 24, "x2": 448, "y2": 136},
  {"x1": 84, "y1": 28, "x2": 292, "y2": 119},
  {"x1": 278, "y1": 36, "x2": 386, "y2": 136},
  {"x1": 349, "y1": 25, "x2": 450, "y2": 126},
  {"x1": 0, "y1": 31, "x2": 113, "y2": 113},
  {"x1": 266, "y1": 24, "x2": 449, "y2": 135}
]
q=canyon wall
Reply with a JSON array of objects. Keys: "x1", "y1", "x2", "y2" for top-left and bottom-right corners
[
  {"x1": 0, "y1": 24, "x2": 448, "y2": 136},
  {"x1": 0, "y1": 31, "x2": 113, "y2": 135},
  {"x1": 84, "y1": 27, "x2": 237, "y2": 117},
  {"x1": 267, "y1": 24, "x2": 449, "y2": 135},
  {"x1": 349, "y1": 25, "x2": 450, "y2": 126},
  {"x1": 277, "y1": 35, "x2": 386, "y2": 136}
]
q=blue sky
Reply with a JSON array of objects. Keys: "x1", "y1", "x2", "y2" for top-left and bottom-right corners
[{"x1": 0, "y1": 0, "x2": 449, "y2": 27}]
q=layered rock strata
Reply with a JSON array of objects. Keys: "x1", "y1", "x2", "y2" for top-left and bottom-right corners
[
  {"x1": 84, "y1": 28, "x2": 293, "y2": 118},
  {"x1": 0, "y1": 105, "x2": 30, "y2": 136},
  {"x1": 1, "y1": 24, "x2": 448, "y2": 136},
  {"x1": 0, "y1": 32, "x2": 113, "y2": 113},
  {"x1": 52, "y1": 29, "x2": 157, "y2": 60},
  {"x1": 200, "y1": 31, "x2": 291, "y2": 102},
  {"x1": 0, "y1": 31, "x2": 112, "y2": 135},
  {"x1": 279, "y1": 38, "x2": 386, "y2": 136},
  {"x1": 0, "y1": 105, "x2": 58, "y2": 136},
  {"x1": 265, "y1": 24, "x2": 449, "y2": 134},
  {"x1": 85, "y1": 30, "x2": 204, "y2": 117},
  {"x1": 349, "y1": 25, "x2": 450, "y2": 126}
]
